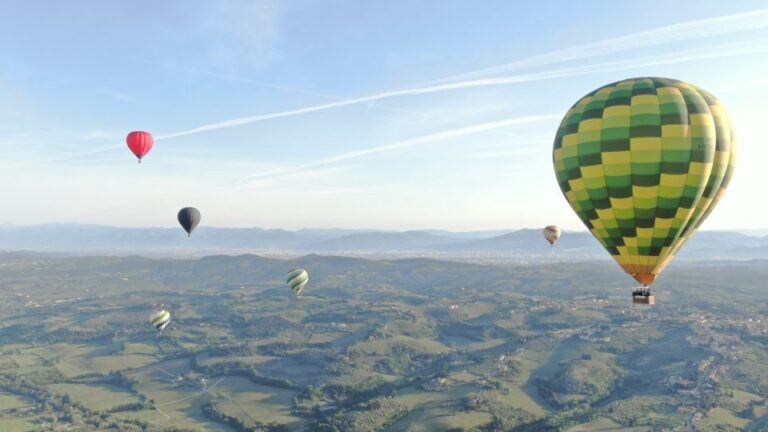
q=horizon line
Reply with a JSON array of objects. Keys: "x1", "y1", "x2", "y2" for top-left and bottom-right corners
[{"x1": 0, "y1": 223, "x2": 765, "y2": 235}]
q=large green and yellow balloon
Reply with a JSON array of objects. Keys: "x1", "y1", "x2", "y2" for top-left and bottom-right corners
[{"x1": 553, "y1": 77, "x2": 736, "y2": 286}]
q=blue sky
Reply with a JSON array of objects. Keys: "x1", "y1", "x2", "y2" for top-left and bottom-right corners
[{"x1": 1, "y1": 1, "x2": 767, "y2": 230}]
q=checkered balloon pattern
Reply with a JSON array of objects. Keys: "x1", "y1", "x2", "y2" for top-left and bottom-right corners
[{"x1": 553, "y1": 77, "x2": 736, "y2": 286}]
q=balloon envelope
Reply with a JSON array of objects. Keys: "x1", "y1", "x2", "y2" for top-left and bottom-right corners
[
  {"x1": 543, "y1": 225, "x2": 561, "y2": 245},
  {"x1": 126, "y1": 131, "x2": 154, "y2": 162},
  {"x1": 177, "y1": 207, "x2": 201, "y2": 236},
  {"x1": 553, "y1": 77, "x2": 735, "y2": 286},
  {"x1": 286, "y1": 268, "x2": 309, "y2": 296},
  {"x1": 150, "y1": 309, "x2": 171, "y2": 332}
]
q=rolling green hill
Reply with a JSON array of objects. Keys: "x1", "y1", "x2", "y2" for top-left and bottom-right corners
[{"x1": 0, "y1": 253, "x2": 766, "y2": 431}]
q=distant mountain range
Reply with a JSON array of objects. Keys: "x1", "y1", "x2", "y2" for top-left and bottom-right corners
[{"x1": 0, "y1": 224, "x2": 766, "y2": 261}]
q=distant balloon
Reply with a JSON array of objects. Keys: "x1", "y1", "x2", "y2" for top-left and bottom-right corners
[
  {"x1": 126, "y1": 131, "x2": 154, "y2": 163},
  {"x1": 150, "y1": 309, "x2": 171, "y2": 333},
  {"x1": 543, "y1": 225, "x2": 561, "y2": 245},
  {"x1": 286, "y1": 268, "x2": 309, "y2": 296},
  {"x1": 553, "y1": 77, "x2": 736, "y2": 287},
  {"x1": 177, "y1": 207, "x2": 201, "y2": 237}
]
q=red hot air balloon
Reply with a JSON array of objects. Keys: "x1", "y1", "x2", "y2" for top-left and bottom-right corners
[{"x1": 126, "y1": 131, "x2": 154, "y2": 163}]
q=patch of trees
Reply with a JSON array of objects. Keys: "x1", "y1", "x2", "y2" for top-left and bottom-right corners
[
  {"x1": 473, "y1": 399, "x2": 536, "y2": 431},
  {"x1": 242, "y1": 316, "x2": 299, "y2": 338},
  {"x1": 107, "y1": 370, "x2": 140, "y2": 389},
  {"x1": 258, "y1": 341, "x2": 303, "y2": 356},
  {"x1": 31, "y1": 327, "x2": 114, "y2": 345},
  {"x1": 303, "y1": 312, "x2": 360, "y2": 325},
  {"x1": 192, "y1": 360, "x2": 298, "y2": 390},
  {"x1": 313, "y1": 399, "x2": 407, "y2": 432},
  {"x1": 0, "y1": 375, "x2": 157, "y2": 431},
  {"x1": 201, "y1": 400, "x2": 289, "y2": 432},
  {"x1": 319, "y1": 376, "x2": 394, "y2": 403},
  {"x1": 107, "y1": 401, "x2": 153, "y2": 413}
]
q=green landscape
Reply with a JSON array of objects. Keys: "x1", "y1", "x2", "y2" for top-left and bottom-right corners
[
  {"x1": 0, "y1": 252, "x2": 766, "y2": 431},
  {"x1": 2, "y1": 1, "x2": 766, "y2": 431}
]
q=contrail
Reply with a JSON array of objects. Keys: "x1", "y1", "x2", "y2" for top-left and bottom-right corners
[
  {"x1": 12, "y1": 10, "x2": 767, "y2": 168},
  {"x1": 241, "y1": 114, "x2": 560, "y2": 184},
  {"x1": 155, "y1": 9, "x2": 768, "y2": 139},
  {"x1": 0, "y1": 144, "x2": 125, "y2": 170},
  {"x1": 425, "y1": 8, "x2": 768, "y2": 83},
  {"x1": 17, "y1": 38, "x2": 764, "y2": 172},
  {"x1": 72, "y1": 114, "x2": 559, "y2": 220},
  {"x1": 5, "y1": 39, "x2": 764, "y2": 176},
  {"x1": 110, "y1": 54, "x2": 527, "y2": 141},
  {"x1": 101, "y1": 52, "x2": 347, "y2": 102},
  {"x1": 158, "y1": 39, "x2": 767, "y2": 140},
  {"x1": 124, "y1": 9, "x2": 768, "y2": 141}
]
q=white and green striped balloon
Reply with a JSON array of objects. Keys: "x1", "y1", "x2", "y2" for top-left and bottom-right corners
[
  {"x1": 285, "y1": 268, "x2": 309, "y2": 296},
  {"x1": 150, "y1": 309, "x2": 171, "y2": 332}
]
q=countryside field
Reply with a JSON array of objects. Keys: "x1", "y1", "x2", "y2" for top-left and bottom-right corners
[{"x1": 0, "y1": 254, "x2": 767, "y2": 431}]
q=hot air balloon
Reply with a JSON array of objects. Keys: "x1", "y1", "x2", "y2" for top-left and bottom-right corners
[
  {"x1": 126, "y1": 131, "x2": 154, "y2": 163},
  {"x1": 177, "y1": 207, "x2": 201, "y2": 237},
  {"x1": 150, "y1": 309, "x2": 171, "y2": 333},
  {"x1": 543, "y1": 225, "x2": 562, "y2": 246},
  {"x1": 286, "y1": 268, "x2": 309, "y2": 297},
  {"x1": 553, "y1": 77, "x2": 735, "y2": 304}
]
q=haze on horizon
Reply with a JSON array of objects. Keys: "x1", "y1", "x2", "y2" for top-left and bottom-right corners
[{"x1": 1, "y1": 1, "x2": 767, "y2": 231}]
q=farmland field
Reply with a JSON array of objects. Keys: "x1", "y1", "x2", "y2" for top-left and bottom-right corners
[{"x1": 0, "y1": 254, "x2": 767, "y2": 430}]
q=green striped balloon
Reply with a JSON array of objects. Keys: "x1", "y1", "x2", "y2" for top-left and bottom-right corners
[
  {"x1": 150, "y1": 309, "x2": 171, "y2": 332},
  {"x1": 553, "y1": 77, "x2": 736, "y2": 286},
  {"x1": 286, "y1": 268, "x2": 309, "y2": 296}
]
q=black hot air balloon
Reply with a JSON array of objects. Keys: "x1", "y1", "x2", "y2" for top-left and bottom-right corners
[{"x1": 177, "y1": 207, "x2": 201, "y2": 237}]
